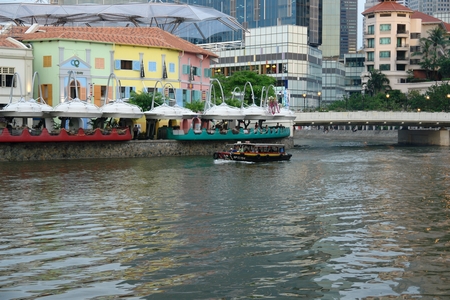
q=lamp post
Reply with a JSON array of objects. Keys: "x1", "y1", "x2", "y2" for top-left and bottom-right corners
[
  {"x1": 386, "y1": 93, "x2": 390, "y2": 110},
  {"x1": 446, "y1": 94, "x2": 450, "y2": 112},
  {"x1": 302, "y1": 93, "x2": 306, "y2": 111},
  {"x1": 317, "y1": 91, "x2": 322, "y2": 111}
]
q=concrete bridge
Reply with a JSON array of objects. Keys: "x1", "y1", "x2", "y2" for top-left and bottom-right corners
[{"x1": 292, "y1": 111, "x2": 450, "y2": 146}]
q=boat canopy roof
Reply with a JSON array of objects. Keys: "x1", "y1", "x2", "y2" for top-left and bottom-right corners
[{"x1": 228, "y1": 142, "x2": 285, "y2": 147}]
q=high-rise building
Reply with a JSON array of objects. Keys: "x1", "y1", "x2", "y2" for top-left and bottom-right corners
[
  {"x1": 322, "y1": 0, "x2": 358, "y2": 59},
  {"x1": 366, "y1": 0, "x2": 409, "y2": 9},
  {"x1": 168, "y1": 0, "x2": 362, "y2": 104},
  {"x1": 165, "y1": 0, "x2": 323, "y2": 47},
  {"x1": 409, "y1": 0, "x2": 450, "y2": 15}
]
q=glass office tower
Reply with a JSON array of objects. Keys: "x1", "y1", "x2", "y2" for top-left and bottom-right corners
[{"x1": 165, "y1": 0, "x2": 322, "y2": 47}]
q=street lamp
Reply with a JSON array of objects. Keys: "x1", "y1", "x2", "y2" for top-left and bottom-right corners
[
  {"x1": 447, "y1": 94, "x2": 450, "y2": 112},
  {"x1": 386, "y1": 93, "x2": 390, "y2": 110},
  {"x1": 302, "y1": 93, "x2": 306, "y2": 111},
  {"x1": 317, "y1": 91, "x2": 322, "y2": 110}
]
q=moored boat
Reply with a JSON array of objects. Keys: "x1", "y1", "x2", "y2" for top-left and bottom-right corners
[{"x1": 213, "y1": 141, "x2": 292, "y2": 162}]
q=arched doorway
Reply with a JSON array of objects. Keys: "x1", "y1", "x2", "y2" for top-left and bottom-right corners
[{"x1": 69, "y1": 80, "x2": 81, "y2": 100}]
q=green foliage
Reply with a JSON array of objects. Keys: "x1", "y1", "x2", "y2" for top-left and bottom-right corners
[
  {"x1": 439, "y1": 58, "x2": 450, "y2": 78},
  {"x1": 184, "y1": 101, "x2": 205, "y2": 112},
  {"x1": 128, "y1": 90, "x2": 163, "y2": 111},
  {"x1": 422, "y1": 82, "x2": 450, "y2": 111},
  {"x1": 326, "y1": 82, "x2": 450, "y2": 112},
  {"x1": 363, "y1": 69, "x2": 391, "y2": 96},
  {"x1": 212, "y1": 70, "x2": 277, "y2": 106},
  {"x1": 414, "y1": 26, "x2": 450, "y2": 80}
]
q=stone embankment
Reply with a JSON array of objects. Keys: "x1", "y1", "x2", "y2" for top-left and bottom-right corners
[{"x1": 0, "y1": 138, "x2": 293, "y2": 162}]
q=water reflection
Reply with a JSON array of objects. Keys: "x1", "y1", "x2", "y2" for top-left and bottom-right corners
[{"x1": 0, "y1": 142, "x2": 449, "y2": 299}]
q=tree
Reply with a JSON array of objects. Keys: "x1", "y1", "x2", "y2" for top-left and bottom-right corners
[
  {"x1": 212, "y1": 70, "x2": 276, "y2": 106},
  {"x1": 424, "y1": 82, "x2": 450, "y2": 112},
  {"x1": 129, "y1": 90, "x2": 163, "y2": 111},
  {"x1": 414, "y1": 26, "x2": 450, "y2": 80},
  {"x1": 363, "y1": 69, "x2": 391, "y2": 96},
  {"x1": 438, "y1": 57, "x2": 450, "y2": 79}
]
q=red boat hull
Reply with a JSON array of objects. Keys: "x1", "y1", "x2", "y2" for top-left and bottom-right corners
[{"x1": 0, "y1": 128, "x2": 132, "y2": 142}]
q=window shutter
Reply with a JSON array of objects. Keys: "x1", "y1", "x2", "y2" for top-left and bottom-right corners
[
  {"x1": 204, "y1": 68, "x2": 211, "y2": 78},
  {"x1": 114, "y1": 60, "x2": 121, "y2": 70},
  {"x1": 148, "y1": 62, "x2": 157, "y2": 72},
  {"x1": 169, "y1": 63, "x2": 175, "y2": 73},
  {"x1": 193, "y1": 90, "x2": 200, "y2": 101},
  {"x1": 196, "y1": 67, "x2": 201, "y2": 76},
  {"x1": 132, "y1": 61, "x2": 140, "y2": 71},
  {"x1": 182, "y1": 64, "x2": 189, "y2": 74}
]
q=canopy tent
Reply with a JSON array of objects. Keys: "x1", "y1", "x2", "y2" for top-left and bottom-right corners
[{"x1": 0, "y1": 2, "x2": 247, "y2": 39}]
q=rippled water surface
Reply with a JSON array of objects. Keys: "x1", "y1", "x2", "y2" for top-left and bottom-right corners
[{"x1": 0, "y1": 138, "x2": 449, "y2": 299}]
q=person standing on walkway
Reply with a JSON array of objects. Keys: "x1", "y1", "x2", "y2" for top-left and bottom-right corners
[{"x1": 133, "y1": 125, "x2": 139, "y2": 140}]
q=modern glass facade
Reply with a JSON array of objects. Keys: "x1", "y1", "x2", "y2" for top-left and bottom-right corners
[
  {"x1": 202, "y1": 25, "x2": 322, "y2": 111},
  {"x1": 321, "y1": 0, "x2": 358, "y2": 59},
  {"x1": 409, "y1": 0, "x2": 450, "y2": 14},
  {"x1": 164, "y1": 0, "x2": 322, "y2": 47}
]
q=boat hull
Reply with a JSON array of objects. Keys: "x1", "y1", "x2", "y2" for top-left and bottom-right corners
[
  {"x1": 0, "y1": 128, "x2": 132, "y2": 142},
  {"x1": 166, "y1": 127, "x2": 290, "y2": 141},
  {"x1": 213, "y1": 151, "x2": 292, "y2": 162}
]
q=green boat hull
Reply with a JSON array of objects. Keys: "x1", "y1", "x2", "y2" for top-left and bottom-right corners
[{"x1": 166, "y1": 127, "x2": 290, "y2": 141}]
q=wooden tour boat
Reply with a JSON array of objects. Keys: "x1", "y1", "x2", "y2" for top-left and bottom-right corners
[{"x1": 213, "y1": 141, "x2": 292, "y2": 162}]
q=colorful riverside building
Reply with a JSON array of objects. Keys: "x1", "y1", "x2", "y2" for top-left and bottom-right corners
[{"x1": 1, "y1": 25, "x2": 217, "y2": 109}]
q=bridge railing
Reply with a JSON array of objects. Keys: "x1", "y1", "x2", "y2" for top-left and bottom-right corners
[{"x1": 293, "y1": 111, "x2": 450, "y2": 125}]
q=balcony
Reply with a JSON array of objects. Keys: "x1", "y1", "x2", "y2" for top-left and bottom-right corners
[
  {"x1": 396, "y1": 44, "x2": 409, "y2": 49},
  {"x1": 396, "y1": 56, "x2": 409, "y2": 62},
  {"x1": 364, "y1": 31, "x2": 375, "y2": 36},
  {"x1": 397, "y1": 30, "x2": 409, "y2": 36}
]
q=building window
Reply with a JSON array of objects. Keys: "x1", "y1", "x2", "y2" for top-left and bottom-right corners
[
  {"x1": 368, "y1": 14, "x2": 374, "y2": 19},
  {"x1": 367, "y1": 65, "x2": 374, "y2": 71},
  {"x1": 380, "y1": 37, "x2": 391, "y2": 45},
  {"x1": 380, "y1": 24, "x2": 391, "y2": 31},
  {"x1": 367, "y1": 25, "x2": 374, "y2": 34},
  {"x1": 0, "y1": 67, "x2": 15, "y2": 87},
  {"x1": 411, "y1": 33, "x2": 421, "y2": 39},
  {"x1": 43, "y1": 56, "x2": 52, "y2": 68},
  {"x1": 380, "y1": 51, "x2": 391, "y2": 58},
  {"x1": 396, "y1": 64, "x2": 406, "y2": 71},
  {"x1": 380, "y1": 64, "x2": 391, "y2": 71},
  {"x1": 410, "y1": 59, "x2": 421, "y2": 65},
  {"x1": 367, "y1": 52, "x2": 374, "y2": 61},
  {"x1": 410, "y1": 46, "x2": 420, "y2": 53},
  {"x1": 367, "y1": 38, "x2": 375, "y2": 48},
  {"x1": 115, "y1": 60, "x2": 140, "y2": 71},
  {"x1": 398, "y1": 14, "x2": 406, "y2": 17},
  {"x1": 380, "y1": 14, "x2": 392, "y2": 17}
]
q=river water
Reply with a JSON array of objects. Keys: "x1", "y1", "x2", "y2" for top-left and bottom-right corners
[{"x1": 0, "y1": 138, "x2": 449, "y2": 300}]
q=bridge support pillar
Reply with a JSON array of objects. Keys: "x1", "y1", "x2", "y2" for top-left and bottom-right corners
[{"x1": 398, "y1": 128, "x2": 450, "y2": 146}]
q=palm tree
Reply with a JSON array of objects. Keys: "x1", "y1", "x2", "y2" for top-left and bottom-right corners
[
  {"x1": 414, "y1": 26, "x2": 450, "y2": 80},
  {"x1": 363, "y1": 69, "x2": 391, "y2": 96}
]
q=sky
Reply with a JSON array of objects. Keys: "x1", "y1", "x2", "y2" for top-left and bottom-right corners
[{"x1": 358, "y1": 0, "x2": 366, "y2": 49}]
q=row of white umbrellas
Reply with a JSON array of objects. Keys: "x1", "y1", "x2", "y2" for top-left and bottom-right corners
[{"x1": 0, "y1": 74, "x2": 295, "y2": 122}]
